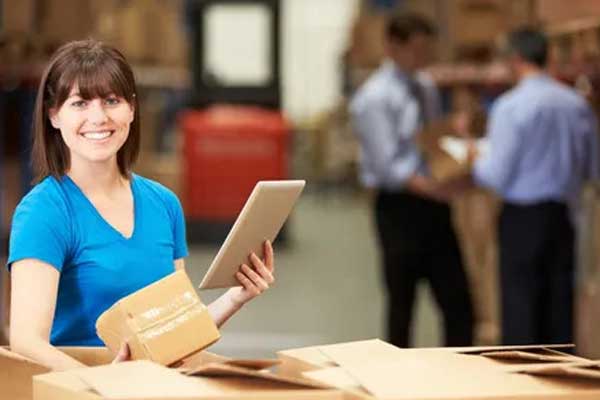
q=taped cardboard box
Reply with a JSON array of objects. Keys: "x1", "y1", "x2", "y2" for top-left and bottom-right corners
[
  {"x1": 32, "y1": 358, "x2": 346, "y2": 400},
  {"x1": 278, "y1": 339, "x2": 600, "y2": 400},
  {"x1": 96, "y1": 269, "x2": 220, "y2": 366}
]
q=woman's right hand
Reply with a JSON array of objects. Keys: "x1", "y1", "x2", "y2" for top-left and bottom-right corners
[{"x1": 111, "y1": 342, "x2": 131, "y2": 364}]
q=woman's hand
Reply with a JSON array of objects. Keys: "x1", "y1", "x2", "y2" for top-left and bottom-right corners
[
  {"x1": 111, "y1": 342, "x2": 130, "y2": 364},
  {"x1": 207, "y1": 241, "x2": 275, "y2": 327},
  {"x1": 227, "y1": 240, "x2": 275, "y2": 308}
]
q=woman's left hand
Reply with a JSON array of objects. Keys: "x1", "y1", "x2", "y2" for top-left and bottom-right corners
[{"x1": 227, "y1": 240, "x2": 275, "y2": 308}]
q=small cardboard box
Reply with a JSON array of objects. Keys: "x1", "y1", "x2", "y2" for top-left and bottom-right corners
[
  {"x1": 278, "y1": 339, "x2": 600, "y2": 400},
  {"x1": 96, "y1": 270, "x2": 220, "y2": 366}
]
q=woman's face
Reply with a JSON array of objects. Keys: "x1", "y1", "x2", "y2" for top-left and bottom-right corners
[{"x1": 49, "y1": 84, "x2": 134, "y2": 169}]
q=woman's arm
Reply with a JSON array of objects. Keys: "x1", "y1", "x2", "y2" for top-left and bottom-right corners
[
  {"x1": 175, "y1": 240, "x2": 275, "y2": 328},
  {"x1": 10, "y1": 259, "x2": 86, "y2": 371}
]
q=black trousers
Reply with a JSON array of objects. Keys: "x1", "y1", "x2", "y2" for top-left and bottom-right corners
[
  {"x1": 374, "y1": 191, "x2": 474, "y2": 347},
  {"x1": 499, "y1": 201, "x2": 574, "y2": 345}
]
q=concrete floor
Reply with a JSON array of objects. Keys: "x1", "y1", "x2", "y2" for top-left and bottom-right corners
[{"x1": 185, "y1": 191, "x2": 441, "y2": 358}]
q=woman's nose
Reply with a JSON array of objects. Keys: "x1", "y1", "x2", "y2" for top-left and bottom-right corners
[{"x1": 87, "y1": 101, "x2": 109, "y2": 125}]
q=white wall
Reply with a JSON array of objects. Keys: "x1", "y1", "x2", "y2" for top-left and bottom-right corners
[
  {"x1": 281, "y1": 0, "x2": 359, "y2": 121},
  {"x1": 204, "y1": 0, "x2": 359, "y2": 121}
]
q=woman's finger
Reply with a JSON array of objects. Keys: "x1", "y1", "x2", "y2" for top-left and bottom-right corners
[
  {"x1": 264, "y1": 240, "x2": 274, "y2": 271},
  {"x1": 241, "y1": 264, "x2": 269, "y2": 291},
  {"x1": 236, "y1": 272, "x2": 260, "y2": 296},
  {"x1": 112, "y1": 342, "x2": 130, "y2": 364},
  {"x1": 250, "y1": 253, "x2": 275, "y2": 284}
]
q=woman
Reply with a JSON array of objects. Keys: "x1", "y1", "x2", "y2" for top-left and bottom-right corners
[{"x1": 7, "y1": 40, "x2": 275, "y2": 370}]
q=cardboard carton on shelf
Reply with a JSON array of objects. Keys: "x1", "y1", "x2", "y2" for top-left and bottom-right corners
[{"x1": 95, "y1": 269, "x2": 220, "y2": 367}]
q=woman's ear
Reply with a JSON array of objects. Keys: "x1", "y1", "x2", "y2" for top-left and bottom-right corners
[
  {"x1": 129, "y1": 95, "x2": 136, "y2": 121},
  {"x1": 128, "y1": 101, "x2": 135, "y2": 123},
  {"x1": 48, "y1": 108, "x2": 60, "y2": 129}
]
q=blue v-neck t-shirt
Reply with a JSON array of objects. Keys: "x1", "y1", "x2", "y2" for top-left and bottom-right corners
[{"x1": 8, "y1": 174, "x2": 188, "y2": 346}]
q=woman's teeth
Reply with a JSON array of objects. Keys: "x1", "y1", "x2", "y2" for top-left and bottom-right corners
[{"x1": 83, "y1": 131, "x2": 112, "y2": 140}]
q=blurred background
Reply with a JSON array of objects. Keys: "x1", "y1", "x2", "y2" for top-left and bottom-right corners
[{"x1": 2, "y1": 0, "x2": 600, "y2": 358}]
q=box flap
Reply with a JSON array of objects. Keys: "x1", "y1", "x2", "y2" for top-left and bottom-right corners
[
  {"x1": 61, "y1": 347, "x2": 114, "y2": 366},
  {"x1": 74, "y1": 360, "x2": 219, "y2": 398},
  {"x1": 175, "y1": 350, "x2": 279, "y2": 373},
  {"x1": 317, "y1": 339, "x2": 403, "y2": 366},
  {"x1": 303, "y1": 367, "x2": 364, "y2": 391},
  {"x1": 224, "y1": 359, "x2": 281, "y2": 370},
  {"x1": 333, "y1": 352, "x2": 597, "y2": 399},
  {"x1": 277, "y1": 347, "x2": 336, "y2": 369},
  {"x1": 513, "y1": 361, "x2": 600, "y2": 380},
  {"x1": 0, "y1": 346, "x2": 40, "y2": 365},
  {"x1": 186, "y1": 362, "x2": 331, "y2": 389},
  {"x1": 277, "y1": 339, "x2": 394, "y2": 367},
  {"x1": 174, "y1": 350, "x2": 230, "y2": 370},
  {"x1": 480, "y1": 350, "x2": 578, "y2": 363},
  {"x1": 34, "y1": 368, "x2": 100, "y2": 394},
  {"x1": 447, "y1": 343, "x2": 575, "y2": 354}
]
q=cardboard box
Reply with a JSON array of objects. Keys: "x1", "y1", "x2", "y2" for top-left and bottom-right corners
[
  {"x1": 0, "y1": 346, "x2": 112, "y2": 400},
  {"x1": 278, "y1": 339, "x2": 600, "y2": 399},
  {"x1": 0, "y1": 345, "x2": 342, "y2": 400},
  {"x1": 7, "y1": 339, "x2": 599, "y2": 400},
  {"x1": 96, "y1": 270, "x2": 220, "y2": 366},
  {"x1": 32, "y1": 357, "x2": 344, "y2": 400}
]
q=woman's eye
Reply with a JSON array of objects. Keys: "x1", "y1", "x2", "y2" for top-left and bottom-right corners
[
  {"x1": 105, "y1": 97, "x2": 120, "y2": 106},
  {"x1": 71, "y1": 100, "x2": 87, "y2": 108}
]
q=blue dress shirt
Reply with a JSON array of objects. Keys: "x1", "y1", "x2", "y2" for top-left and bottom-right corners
[
  {"x1": 474, "y1": 74, "x2": 599, "y2": 207},
  {"x1": 350, "y1": 61, "x2": 441, "y2": 190}
]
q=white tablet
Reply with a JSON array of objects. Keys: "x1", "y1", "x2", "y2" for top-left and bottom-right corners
[{"x1": 198, "y1": 180, "x2": 306, "y2": 289}]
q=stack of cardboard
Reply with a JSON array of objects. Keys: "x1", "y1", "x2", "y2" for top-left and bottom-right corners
[
  {"x1": 0, "y1": 339, "x2": 600, "y2": 400},
  {"x1": 277, "y1": 339, "x2": 600, "y2": 399},
  {"x1": 4, "y1": 339, "x2": 600, "y2": 400},
  {"x1": 0, "y1": 346, "x2": 341, "y2": 400},
  {"x1": 32, "y1": 356, "x2": 342, "y2": 400}
]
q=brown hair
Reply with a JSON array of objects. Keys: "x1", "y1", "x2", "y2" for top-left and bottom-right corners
[
  {"x1": 386, "y1": 13, "x2": 436, "y2": 43},
  {"x1": 31, "y1": 39, "x2": 140, "y2": 183}
]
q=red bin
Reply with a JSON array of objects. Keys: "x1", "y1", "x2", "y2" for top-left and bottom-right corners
[{"x1": 179, "y1": 105, "x2": 290, "y2": 221}]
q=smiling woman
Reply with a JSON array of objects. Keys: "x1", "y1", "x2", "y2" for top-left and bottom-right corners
[
  {"x1": 31, "y1": 40, "x2": 140, "y2": 181},
  {"x1": 7, "y1": 39, "x2": 276, "y2": 371}
]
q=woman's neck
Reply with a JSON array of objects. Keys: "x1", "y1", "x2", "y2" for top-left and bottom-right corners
[{"x1": 67, "y1": 158, "x2": 128, "y2": 196}]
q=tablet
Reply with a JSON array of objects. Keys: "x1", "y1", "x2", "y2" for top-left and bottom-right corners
[{"x1": 198, "y1": 180, "x2": 306, "y2": 289}]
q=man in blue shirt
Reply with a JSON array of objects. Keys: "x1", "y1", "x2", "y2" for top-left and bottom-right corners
[
  {"x1": 350, "y1": 13, "x2": 474, "y2": 348},
  {"x1": 446, "y1": 28, "x2": 599, "y2": 345}
]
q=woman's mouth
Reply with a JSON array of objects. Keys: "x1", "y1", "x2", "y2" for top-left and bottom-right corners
[{"x1": 81, "y1": 130, "x2": 114, "y2": 141}]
